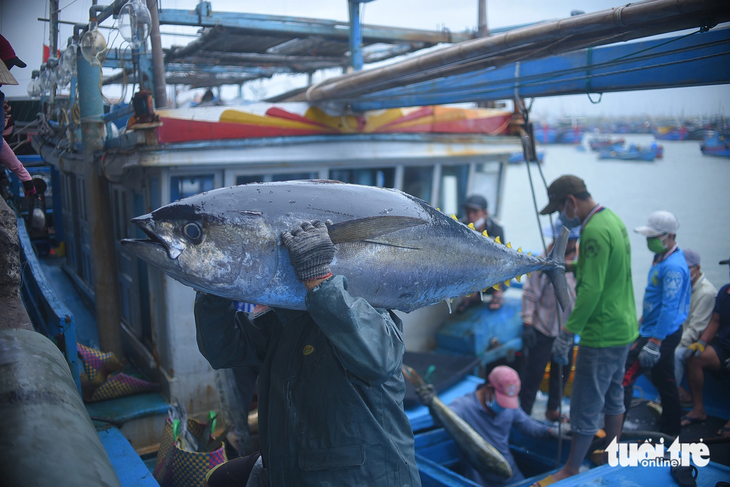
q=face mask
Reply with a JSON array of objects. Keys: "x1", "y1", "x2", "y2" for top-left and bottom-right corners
[
  {"x1": 472, "y1": 217, "x2": 486, "y2": 229},
  {"x1": 559, "y1": 198, "x2": 581, "y2": 229},
  {"x1": 647, "y1": 235, "x2": 667, "y2": 254},
  {"x1": 486, "y1": 397, "x2": 506, "y2": 415}
]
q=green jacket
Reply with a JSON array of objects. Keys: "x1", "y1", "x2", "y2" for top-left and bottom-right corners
[
  {"x1": 565, "y1": 208, "x2": 638, "y2": 347},
  {"x1": 194, "y1": 275, "x2": 421, "y2": 486}
]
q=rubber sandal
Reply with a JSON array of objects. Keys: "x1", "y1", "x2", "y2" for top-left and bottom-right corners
[
  {"x1": 680, "y1": 415, "x2": 705, "y2": 427},
  {"x1": 670, "y1": 464, "x2": 698, "y2": 487}
]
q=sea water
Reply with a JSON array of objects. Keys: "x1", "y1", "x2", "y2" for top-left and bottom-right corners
[{"x1": 500, "y1": 134, "x2": 730, "y2": 316}]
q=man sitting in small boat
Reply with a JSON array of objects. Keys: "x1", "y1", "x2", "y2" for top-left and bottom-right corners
[
  {"x1": 680, "y1": 253, "x2": 730, "y2": 437},
  {"x1": 449, "y1": 366, "x2": 567, "y2": 487},
  {"x1": 673, "y1": 249, "x2": 717, "y2": 407}
]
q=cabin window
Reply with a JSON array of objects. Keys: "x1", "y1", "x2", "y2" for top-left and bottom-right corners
[
  {"x1": 438, "y1": 164, "x2": 469, "y2": 218},
  {"x1": 329, "y1": 168, "x2": 395, "y2": 187},
  {"x1": 170, "y1": 175, "x2": 214, "y2": 201},
  {"x1": 402, "y1": 166, "x2": 434, "y2": 203}
]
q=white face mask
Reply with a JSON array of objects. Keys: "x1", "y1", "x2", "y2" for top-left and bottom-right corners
[{"x1": 473, "y1": 217, "x2": 486, "y2": 229}]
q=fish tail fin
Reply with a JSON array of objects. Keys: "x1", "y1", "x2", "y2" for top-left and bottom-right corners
[{"x1": 544, "y1": 226, "x2": 570, "y2": 311}]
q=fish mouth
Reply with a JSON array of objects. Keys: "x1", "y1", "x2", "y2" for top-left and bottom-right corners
[{"x1": 121, "y1": 214, "x2": 176, "y2": 260}]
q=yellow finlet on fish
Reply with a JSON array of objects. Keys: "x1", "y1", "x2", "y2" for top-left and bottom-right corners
[
  {"x1": 517, "y1": 247, "x2": 523, "y2": 253},
  {"x1": 516, "y1": 275, "x2": 522, "y2": 283},
  {"x1": 495, "y1": 236, "x2": 502, "y2": 244},
  {"x1": 492, "y1": 283, "x2": 500, "y2": 290},
  {"x1": 451, "y1": 214, "x2": 458, "y2": 220},
  {"x1": 482, "y1": 230, "x2": 489, "y2": 237},
  {"x1": 504, "y1": 280, "x2": 510, "y2": 287},
  {"x1": 468, "y1": 223, "x2": 475, "y2": 229},
  {"x1": 506, "y1": 242, "x2": 512, "y2": 249}
]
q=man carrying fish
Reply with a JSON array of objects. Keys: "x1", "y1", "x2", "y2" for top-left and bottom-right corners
[
  {"x1": 533, "y1": 175, "x2": 638, "y2": 487},
  {"x1": 194, "y1": 220, "x2": 422, "y2": 486}
]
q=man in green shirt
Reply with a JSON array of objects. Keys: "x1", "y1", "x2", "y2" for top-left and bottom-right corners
[{"x1": 532, "y1": 175, "x2": 638, "y2": 487}]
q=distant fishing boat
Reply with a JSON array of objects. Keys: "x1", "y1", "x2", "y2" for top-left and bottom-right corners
[
  {"x1": 701, "y1": 132, "x2": 730, "y2": 158},
  {"x1": 589, "y1": 135, "x2": 625, "y2": 151},
  {"x1": 653, "y1": 125, "x2": 689, "y2": 140},
  {"x1": 556, "y1": 127, "x2": 585, "y2": 144},
  {"x1": 599, "y1": 143, "x2": 658, "y2": 161}
]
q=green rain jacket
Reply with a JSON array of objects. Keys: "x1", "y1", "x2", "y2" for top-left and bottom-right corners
[{"x1": 194, "y1": 275, "x2": 421, "y2": 487}]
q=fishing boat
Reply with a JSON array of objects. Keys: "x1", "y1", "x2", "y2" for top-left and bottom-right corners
[
  {"x1": 6, "y1": 0, "x2": 730, "y2": 485},
  {"x1": 598, "y1": 143, "x2": 659, "y2": 162},
  {"x1": 701, "y1": 132, "x2": 730, "y2": 158},
  {"x1": 653, "y1": 125, "x2": 689, "y2": 140},
  {"x1": 588, "y1": 135, "x2": 625, "y2": 151}
]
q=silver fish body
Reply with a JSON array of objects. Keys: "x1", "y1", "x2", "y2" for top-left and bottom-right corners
[{"x1": 122, "y1": 180, "x2": 567, "y2": 312}]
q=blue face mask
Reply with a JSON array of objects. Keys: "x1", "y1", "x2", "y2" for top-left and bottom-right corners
[
  {"x1": 559, "y1": 198, "x2": 581, "y2": 229},
  {"x1": 486, "y1": 397, "x2": 506, "y2": 415}
]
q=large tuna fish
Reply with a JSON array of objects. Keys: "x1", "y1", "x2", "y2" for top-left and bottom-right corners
[{"x1": 122, "y1": 180, "x2": 568, "y2": 312}]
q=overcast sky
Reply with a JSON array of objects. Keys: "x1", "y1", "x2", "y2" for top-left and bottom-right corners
[{"x1": 2, "y1": 0, "x2": 728, "y2": 116}]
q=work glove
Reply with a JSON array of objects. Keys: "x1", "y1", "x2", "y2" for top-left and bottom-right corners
[
  {"x1": 684, "y1": 340, "x2": 706, "y2": 360},
  {"x1": 552, "y1": 329, "x2": 574, "y2": 365},
  {"x1": 638, "y1": 339, "x2": 662, "y2": 368},
  {"x1": 416, "y1": 383, "x2": 436, "y2": 406},
  {"x1": 281, "y1": 220, "x2": 335, "y2": 283},
  {"x1": 522, "y1": 324, "x2": 537, "y2": 350},
  {"x1": 548, "y1": 423, "x2": 571, "y2": 440}
]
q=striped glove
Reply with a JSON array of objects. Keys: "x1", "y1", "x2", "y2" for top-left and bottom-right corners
[
  {"x1": 281, "y1": 220, "x2": 335, "y2": 283},
  {"x1": 551, "y1": 329, "x2": 574, "y2": 366},
  {"x1": 684, "y1": 340, "x2": 706, "y2": 360},
  {"x1": 638, "y1": 339, "x2": 661, "y2": 368}
]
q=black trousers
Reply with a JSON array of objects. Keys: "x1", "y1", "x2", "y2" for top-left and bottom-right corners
[
  {"x1": 622, "y1": 327, "x2": 682, "y2": 437},
  {"x1": 520, "y1": 329, "x2": 573, "y2": 415}
]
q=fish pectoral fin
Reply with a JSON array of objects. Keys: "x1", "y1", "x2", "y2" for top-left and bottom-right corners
[{"x1": 327, "y1": 216, "x2": 427, "y2": 244}]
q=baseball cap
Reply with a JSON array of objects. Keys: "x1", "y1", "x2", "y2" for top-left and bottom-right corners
[
  {"x1": 0, "y1": 59, "x2": 18, "y2": 85},
  {"x1": 683, "y1": 248, "x2": 700, "y2": 268},
  {"x1": 488, "y1": 366, "x2": 520, "y2": 409},
  {"x1": 543, "y1": 220, "x2": 581, "y2": 240},
  {"x1": 540, "y1": 175, "x2": 587, "y2": 215},
  {"x1": 634, "y1": 210, "x2": 679, "y2": 238},
  {"x1": 463, "y1": 195, "x2": 488, "y2": 211},
  {"x1": 720, "y1": 254, "x2": 730, "y2": 265},
  {"x1": 0, "y1": 35, "x2": 26, "y2": 70}
]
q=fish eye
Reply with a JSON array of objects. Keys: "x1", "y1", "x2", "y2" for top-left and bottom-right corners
[{"x1": 183, "y1": 222, "x2": 203, "y2": 243}]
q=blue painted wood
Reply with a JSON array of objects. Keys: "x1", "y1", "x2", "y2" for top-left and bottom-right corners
[
  {"x1": 16, "y1": 218, "x2": 81, "y2": 394},
  {"x1": 97, "y1": 427, "x2": 160, "y2": 487},
  {"x1": 415, "y1": 453, "x2": 480, "y2": 487},
  {"x1": 86, "y1": 392, "x2": 169, "y2": 424},
  {"x1": 348, "y1": 28, "x2": 730, "y2": 110},
  {"x1": 435, "y1": 295, "x2": 522, "y2": 358}
]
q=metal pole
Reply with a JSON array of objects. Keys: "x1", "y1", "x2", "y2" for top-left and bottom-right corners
[
  {"x1": 348, "y1": 1, "x2": 364, "y2": 71},
  {"x1": 478, "y1": 0, "x2": 488, "y2": 37},
  {"x1": 147, "y1": 0, "x2": 168, "y2": 108},
  {"x1": 307, "y1": 0, "x2": 727, "y2": 102},
  {"x1": 76, "y1": 48, "x2": 124, "y2": 359}
]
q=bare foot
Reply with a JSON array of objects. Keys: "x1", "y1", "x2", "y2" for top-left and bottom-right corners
[
  {"x1": 531, "y1": 467, "x2": 575, "y2": 486},
  {"x1": 680, "y1": 411, "x2": 707, "y2": 427}
]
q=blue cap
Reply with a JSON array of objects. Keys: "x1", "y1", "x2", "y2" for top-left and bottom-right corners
[{"x1": 542, "y1": 220, "x2": 581, "y2": 240}]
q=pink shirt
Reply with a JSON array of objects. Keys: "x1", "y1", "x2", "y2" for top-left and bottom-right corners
[{"x1": 1, "y1": 138, "x2": 31, "y2": 182}]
